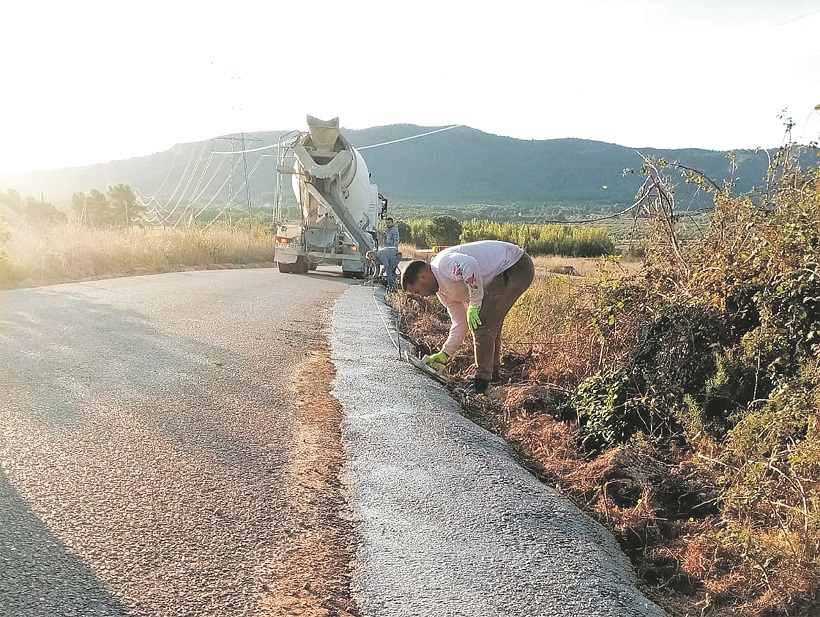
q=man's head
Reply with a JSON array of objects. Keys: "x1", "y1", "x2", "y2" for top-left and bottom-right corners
[
  {"x1": 385, "y1": 217, "x2": 394, "y2": 228},
  {"x1": 401, "y1": 260, "x2": 439, "y2": 296}
]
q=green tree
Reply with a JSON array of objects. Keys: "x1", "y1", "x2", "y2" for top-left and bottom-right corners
[
  {"x1": 108, "y1": 184, "x2": 143, "y2": 226},
  {"x1": 426, "y1": 215, "x2": 462, "y2": 247},
  {"x1": 71, "y1": 192, "x2": 87, "y2": 223},
  {"x1": 22, "y1": 197, "x2": 66, "y2": 226},
  {"x1": 395, "y1": 220, "x2": 411, "y2": 245},
  {"x1": 85, "y1": 189, "x2": 114, "y2": 226},
  {"x1": 0, "y1": 189, "x2": 23, "y2": 213}
]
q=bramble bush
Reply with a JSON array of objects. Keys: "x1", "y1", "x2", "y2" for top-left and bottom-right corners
[{"x1": 567, "y1": 145, "x2": 820, "y2": 614}]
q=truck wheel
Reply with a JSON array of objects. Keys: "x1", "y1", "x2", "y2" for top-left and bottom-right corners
[
  {"x1": 278, "y1": 262, "x2": 292, "y2": 273},
  {"x1": 293, "y1": 256, "x2": 309, "y2": 274}
]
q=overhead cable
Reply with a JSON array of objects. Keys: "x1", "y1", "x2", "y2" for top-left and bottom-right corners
[
  {"x1": 358, "y1": 125, "x2": 462, "y2": 150},
  {"x1": 211, "y1": 142, "x2": 280, "y2": 155}
]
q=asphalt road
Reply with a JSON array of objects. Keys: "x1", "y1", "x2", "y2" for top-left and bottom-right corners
[{"x1": 0, "y1": 268, "x2": 355, "y2": 617}]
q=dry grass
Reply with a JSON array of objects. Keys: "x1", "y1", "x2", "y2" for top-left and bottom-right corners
[
  {"x1": 501, "y1": 274, "x2": 601, "y2": 385},
  {"x1": 399, "y1": 245, "x2": 644, "y2": 279},
  {"x1": 532, "y1": 254, "x2": 643, "y2": 278},
  {"x1": 0, "y1": 223, "x2": 275, "y2": 288},
  {"x1": 398, "y1": 242, "x2": 433, "y2": 261}
]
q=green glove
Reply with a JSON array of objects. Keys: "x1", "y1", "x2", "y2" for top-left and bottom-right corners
[
  {"x1": 424, "y1": 351, "x2": 448, "y2": 369},
  {"x1": 467, "y1": 305, "x2": 482, "y2": 330}
]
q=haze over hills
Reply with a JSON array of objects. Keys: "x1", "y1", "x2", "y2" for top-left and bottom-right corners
[{"x1": 0, "y1": 124, "x2": 793, "y2": 215}]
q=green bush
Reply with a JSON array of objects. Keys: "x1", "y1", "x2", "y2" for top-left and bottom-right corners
[{"x1": 573, "y1": 148, "x2": 820, "y2": 612}]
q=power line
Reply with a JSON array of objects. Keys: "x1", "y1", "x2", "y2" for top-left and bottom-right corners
[
  {"x1": 211, "y1": 142, "x2": 279, "y2": 155},
  {"x1": 358, "y1": 125, "x2": 462, "y2": 150},
  {"x1": 773, "y1": 8, "x2": 820, "y2": 26}
]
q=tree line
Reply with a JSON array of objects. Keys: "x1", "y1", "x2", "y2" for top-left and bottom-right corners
[
  {"x1": 0, "y1": 188, "x2": 66, "y2": 226},
  {"x1": 1, "y1": 185, "x2": 144, "y2": 228},
  {"x1": 395, "y1": 215, "x2": 615, "y2": 256},
  {"x1": 71, "y1": 185, "x2": 144, "y2": 227}
]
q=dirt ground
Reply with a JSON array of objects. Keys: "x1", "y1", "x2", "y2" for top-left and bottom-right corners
[{"x1": 257, "y1": 344, "x2": 359, "y2": 617}]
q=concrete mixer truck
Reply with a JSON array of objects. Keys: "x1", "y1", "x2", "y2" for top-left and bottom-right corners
[{"x1": 273, "y1": 116, "x2": 388, "y2": 276}]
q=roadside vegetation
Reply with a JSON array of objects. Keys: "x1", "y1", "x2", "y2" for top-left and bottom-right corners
[
  {"x1": 0, "y1": 204, "x2": 277, "y2": 289},
  {"x1": 392, "y1": 140, "x2": 820, "y2": 616}
]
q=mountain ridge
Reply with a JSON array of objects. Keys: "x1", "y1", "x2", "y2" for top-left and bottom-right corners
[{"x1": 0, "y1": 124, "x2": 790, "y2": 211}]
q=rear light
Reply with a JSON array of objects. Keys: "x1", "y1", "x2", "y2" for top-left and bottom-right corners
[
  {"x1": 276, "y1": 236, "x2": 292, "y2": 246},
  {"x1": 350, "y1": 245, "x2": 358, "y2": 252}
]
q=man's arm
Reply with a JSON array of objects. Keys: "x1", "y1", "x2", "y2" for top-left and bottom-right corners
[{"x1": 440, "y1": 299, "x2": 468, "y2": 358}]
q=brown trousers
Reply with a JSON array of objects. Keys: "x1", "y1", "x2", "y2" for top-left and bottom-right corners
[{"x1": 471, "y1": 253, "x2": 535, "y2": 381}]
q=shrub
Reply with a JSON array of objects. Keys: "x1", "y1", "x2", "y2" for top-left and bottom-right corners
[{"x1": 579, "y1": 148, "x2": 820, "y2": 613}]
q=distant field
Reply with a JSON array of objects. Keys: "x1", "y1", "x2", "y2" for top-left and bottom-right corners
[
  {"x1": 394, "y1": 208, "x2": 712, "y2": 257},
  {"x1": 591, "y1": 210, "x2": 711, "y2": 242}
]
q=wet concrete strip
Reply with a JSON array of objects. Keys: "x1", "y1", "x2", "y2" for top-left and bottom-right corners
[{"x1": 331, "y1": 284, "x2": 668, "y2": 617}]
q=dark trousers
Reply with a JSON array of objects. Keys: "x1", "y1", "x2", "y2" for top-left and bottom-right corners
[{"x1": 471, "y1": 254, "x2": 535, "y2": 381}]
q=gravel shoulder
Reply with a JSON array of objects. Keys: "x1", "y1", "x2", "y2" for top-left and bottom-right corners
[{"x1": 332, "y1": 285, "x2": 668, "y2": 617}]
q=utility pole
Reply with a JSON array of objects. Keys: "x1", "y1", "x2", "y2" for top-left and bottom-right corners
[
  {"x1": 216, "y1": 133, "x2": 262, "y2": 224},
  {"x1": 240, "y1": 132, "x2": 253, "y2": 217}
]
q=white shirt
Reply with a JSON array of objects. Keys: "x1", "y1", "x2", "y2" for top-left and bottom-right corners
[{"x1": 431, "y1": 241, "x2": 524, "y2": 357}]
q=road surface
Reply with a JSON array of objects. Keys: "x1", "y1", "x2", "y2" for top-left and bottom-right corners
[{"x1": 1, "y1": 268, "x2": 358, "y2": 616}]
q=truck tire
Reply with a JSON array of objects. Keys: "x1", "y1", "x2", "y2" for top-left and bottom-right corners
[
  {"x1": 293, "y1": 256, "x2": 309, "y2": 274},
  {"x1": 278, "y1": 262, "x2": 292, "y2": 273}
]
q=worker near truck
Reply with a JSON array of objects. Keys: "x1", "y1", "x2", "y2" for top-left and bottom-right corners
[
  {"x1": 366, "y1": 247, "x2": 402, "y2": 291},
  {"x1": 400, "y1": 240, "x2": 535, "y2": 395},
  {"x1": 384, "y1": 217, "x2": 400, "y2": 248}
]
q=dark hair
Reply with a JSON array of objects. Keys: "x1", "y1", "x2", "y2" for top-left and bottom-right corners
[
  {"x1": 386, "y1": 217, "x2": 394, "y2": 224},
  {"x1": 401, "y1": 260, "x2": 428, "y2": 290}
]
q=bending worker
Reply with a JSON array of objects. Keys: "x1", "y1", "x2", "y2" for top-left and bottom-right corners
[
  {"x1": 366, "y1": 247, "x2": 402, "y2": 291},
  {"x1": 400, "y1": 240, "x2": 534, "y2": 395}
]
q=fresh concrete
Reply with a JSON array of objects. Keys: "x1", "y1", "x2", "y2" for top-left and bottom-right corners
[{"x1": 332, "y1": 285, "x2": 668, "y2": 617}]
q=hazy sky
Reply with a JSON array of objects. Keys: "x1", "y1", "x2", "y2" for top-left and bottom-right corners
[{"x1": 2, "y1": 0, "x2": 818, "y2": 172}]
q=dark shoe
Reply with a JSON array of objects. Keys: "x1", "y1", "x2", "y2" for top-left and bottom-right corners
[{"x1": 464, "y1": 378, "x2": 489, "y2": 395}]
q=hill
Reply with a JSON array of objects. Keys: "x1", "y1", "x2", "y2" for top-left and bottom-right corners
[{"x1": 0, "y1": 124, "x2": 793, "y2": 216}]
